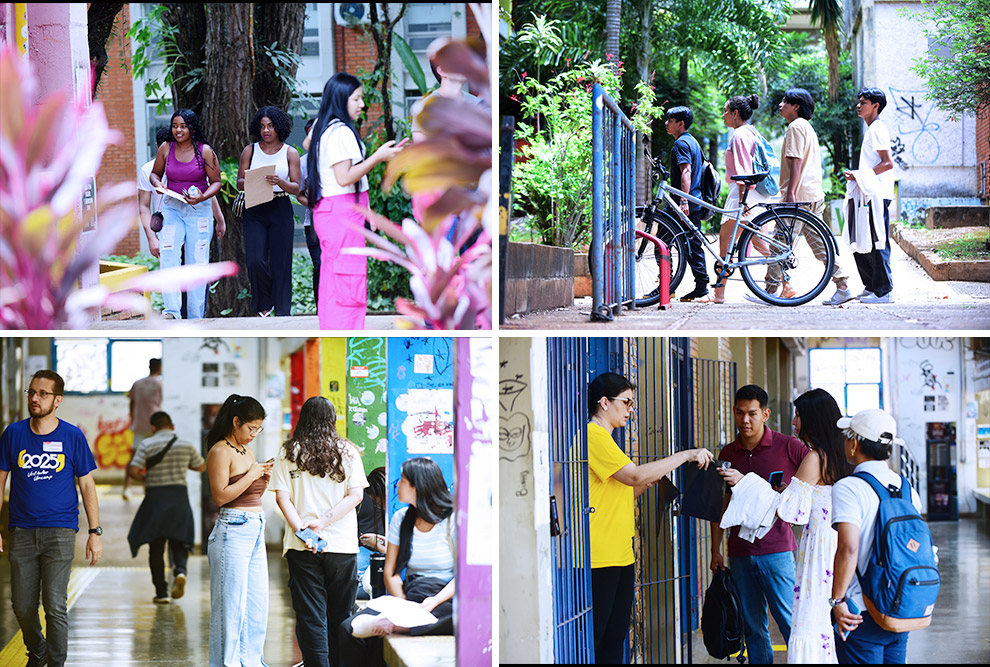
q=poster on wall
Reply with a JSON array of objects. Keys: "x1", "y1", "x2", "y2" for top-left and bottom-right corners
[
  {"x1": 320, "y1": 338, "x2": 347, "y2": 437},
  {"x1": 386, "y1": 337, "x2": 454, "y2": 518},
  {"x1": 346, "y1": 338, "x2": 388, "y2": 474}
]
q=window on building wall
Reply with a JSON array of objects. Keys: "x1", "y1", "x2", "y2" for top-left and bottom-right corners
[
  {"x1": 402, "y1": 3, "x2": 456, "y2": 115},
  {"x1": 302, "y1": 3, "x2": 321, "y2": 57},
  {"x1": 808, "y1": 347, "x2": 882, "y2": 416},
  {"x1": 53, "y1": 339, "x2": 163, "y2": 394}
]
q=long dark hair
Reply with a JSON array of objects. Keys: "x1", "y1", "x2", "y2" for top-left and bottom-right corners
[
  {"x1": 588, "y1": 372, "x2": 635, "y2": 419},
  {"x1": 793, "y1": 389, "x2": 851, "y2": 486},
  {"x1": 367, "y1": 466, "x2": 387, "y2": 533},
  {"x1": 396, "y1": 457, "x2": 454, "y2": 573},
  {"x1": 205, "y1": 394, "x2": 265, "y2": 449},
  {"x1": 305, "y1": 72, "x2": 365, "y2": 207},
  {"x1": 282, "y1": 396, "x2": 348, "y2": 480},
  {"x1": 169, "y1": 108, "x2": 209, "y2": 171}
]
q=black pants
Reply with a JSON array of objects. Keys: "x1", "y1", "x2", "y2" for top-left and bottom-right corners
[
  {"x1": 338, "y1": 575, "x2": 453, "y2": 667},
  {"x1": 592, "y1": 564, "x2": 635, "y2": 664},
  {"x1": 286, "y1": 550, "x2": 357, "y2": 667},
  {"x1": 684, "y1": 210, "x2": 708, "y2": 285},
  {"x1": 243, "y1": 196, "x2": 294, "y2": 316},
  {"x1": 148, "y1": 537, "x2": 188, "y2": 598},
  {"x1": 304, "y1": 223, "x2": 322, "y2": 302},
  {"x1": 852, "y1": 199, "x2": 893, "y2": 297}
]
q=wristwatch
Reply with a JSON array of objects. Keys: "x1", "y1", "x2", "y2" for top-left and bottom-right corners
[
  {"x1": 88, "y1": 526, "x2": 103, "y2": 536},
  {"x1": 828, "y1": 597, "x2": 847, "y2": 608}
]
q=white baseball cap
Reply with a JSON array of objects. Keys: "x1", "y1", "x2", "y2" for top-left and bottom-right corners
[{"x1": 836, "y1": 408, "x2": 904, "y2": 446}]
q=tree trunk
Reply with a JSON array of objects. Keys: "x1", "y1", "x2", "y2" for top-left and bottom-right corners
[
  {"x1": 825, "y1": 25, "x2": 846, "y2": 174},
  {"x1": 161, "y1": 3, "x2": 207, "y2": 115},
  {"x1": 252, "y1": 3, "x2": 307, "y2": 111},
  {"x1": 88, "y1": 3, "x2": 125, "y2": 98},
  {"x1": 367, "y1": 3, "x2": 408, "y2": 142},
  {"x1": 606, "y1": 0, "x2": 621, "y2": 73}
]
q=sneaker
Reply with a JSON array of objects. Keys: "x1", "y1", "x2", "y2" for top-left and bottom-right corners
[
  {"x1": 171, "y1": 573, "x2": 186, "y2": 600},
  {"x1": 121, "y1": 490, "x2": 130, "y2": 501},
  {"x1": 679, "y1": 284, "x2": 709, "y2": 301},
  {"x1": 860, "y1": 292, "x2": 893, "y2": 304},
  {"x1": 823, "y1": 287, "x2": 856, "y2": 306},
  {"x1": 856, "y1": 289, "x2": 873, "y2": 300},
  {"x1": 153, "y1": 596, "x2": 171, "y2": 605}
]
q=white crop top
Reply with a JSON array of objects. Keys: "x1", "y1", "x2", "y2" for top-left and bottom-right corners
[{"x1": 249, "y1": 142, "x2": 290, "y2": 192}]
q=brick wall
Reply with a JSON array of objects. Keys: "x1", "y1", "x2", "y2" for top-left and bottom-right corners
[
  {"x1": 334, "y1": 24, "x2": 384, "y2": 130},
  {"x1": 94, "y1": 4, "x2": 142, "y2": 256},
  {"x1": 978, "y1": 105, "x2": 989, "y2": 205}
]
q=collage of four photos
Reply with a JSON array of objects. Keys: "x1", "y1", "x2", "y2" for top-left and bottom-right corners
[{"x1": 1, "y1": 2, "x2": 989, "y2": 666}]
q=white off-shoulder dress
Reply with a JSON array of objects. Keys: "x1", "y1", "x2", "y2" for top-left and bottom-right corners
[{"x1": 777, "y1": 476, "x2": 838, "y2": 664}]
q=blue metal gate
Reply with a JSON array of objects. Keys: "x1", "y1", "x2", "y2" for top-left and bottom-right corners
[
  {"x1": 547, "y1": 337, "x2": 594, "y2": 663},
  {"x1": 591, "y1": 84, "x2": 637, "y2": 321}
]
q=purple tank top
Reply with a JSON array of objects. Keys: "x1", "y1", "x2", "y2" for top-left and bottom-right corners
[{"x1": 166, "y1": 142, "x2": 208, "y2": 194}]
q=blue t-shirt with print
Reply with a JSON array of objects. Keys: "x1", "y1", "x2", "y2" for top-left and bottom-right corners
[
  {"x1": 0, "y1": 419, "x2": 97, "y2": 530},
  {"x1": 670, "y1": 132, "x2": 705, "y2": 213}
]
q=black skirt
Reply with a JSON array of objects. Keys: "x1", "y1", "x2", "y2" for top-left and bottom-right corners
[{"x1": 127, "y1": 485, "x2": 196, "y2": 557}]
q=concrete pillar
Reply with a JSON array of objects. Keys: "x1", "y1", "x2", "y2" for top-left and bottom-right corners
[
  {"x1": 499, "y1": 337, "x2": 553, "y2": 663},
  {"x1": 26, "y1": 3, "x2": 99, "y2": 296},
  {"x1": 455, "y1": 338, "x2": 494, "y2": 665}
]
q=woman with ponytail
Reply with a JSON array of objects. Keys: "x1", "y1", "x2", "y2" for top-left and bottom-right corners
[
  {"x1": 714, "y1": 94, "x2": 780, "y2": 303},
  {"x1": 205, "y1": 394, "x2": 272, "y2": 667},
  {"x1": 304, "y1": 73, "x2": 408, "y2": 329},
  {"x1": 338, "y1": 457, "x2": 455, "y2": 666},
  {"x1": 270, "y1": 396, "x2": 368, "y2": 667},
  {"x1": 150, "y1": 108, "x2": 225, "y2": 319}
]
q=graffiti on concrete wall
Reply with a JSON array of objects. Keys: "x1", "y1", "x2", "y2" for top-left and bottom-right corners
[
  {"x1": 499, "y1": 373, "x2": 532, "y2": 464},
  {"x1": 920, "y1": 360, "x2": 943, "y2": 392},
  {"x1": 901, "y1": 337, "x2": 956, "y2": 351},
  {"x1": 93, "y1": 415, "x2": 133, "y2": 469},
  {"x1": 889, "y1": 88, "x2": 942, "y2": 165}
]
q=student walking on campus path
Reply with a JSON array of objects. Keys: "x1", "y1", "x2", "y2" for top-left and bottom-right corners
[
  {"x1": 304, "y1": 72, "x2": 408, "y2": 330},
  {"x1": 0, "y1": 370, "x2": 103, "y2": 667},
  {"x1": 586, "y1": 372, "x2": 713, "y2": 664},
  {"x1": 149, "y1": 109, "x2": 226, "y2": 320},
  {"x1": 126, "y1": 410, "x2": 206, "y2": 604},
  {"x1": 844, "y1": 88, "x2": 896, "y2": 304},
  {"x1": 238, "y1": 106, "x2": 302, "y2": 317}
]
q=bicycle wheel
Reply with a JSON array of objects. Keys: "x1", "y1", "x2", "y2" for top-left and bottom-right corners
[
  {"x1": 737, "y1": 208, "x2": 835, "y2": 306},
  {"x1": 633, "y1": 222, "x2": 688, "y2": 307}
]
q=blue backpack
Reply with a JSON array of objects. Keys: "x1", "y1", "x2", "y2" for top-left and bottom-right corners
[
  {"x1": 751, "y1": 131, "x2": 780, "y2": 197},
  {"x1": 853, "y1": 472, "x2": 940, "y2": 632}
]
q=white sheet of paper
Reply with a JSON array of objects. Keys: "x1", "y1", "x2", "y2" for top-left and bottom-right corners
[
  {"x1": 366, "y1": 596, "x2": 439, "y2": 628},
  {"x1": 244, "y1": 165, "x2": 275, "y2": 209}
]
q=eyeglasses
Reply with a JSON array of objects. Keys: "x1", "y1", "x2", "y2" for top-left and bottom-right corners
[
  {"x1": 24, "y1": 390, "x2": 60, "y2": 399},
  {"x1": 609, "y1": 396, "x2": 635, "y2": 409},
  {"x1": 247, "y1": 425, "x2": 264, "y2": 435}
]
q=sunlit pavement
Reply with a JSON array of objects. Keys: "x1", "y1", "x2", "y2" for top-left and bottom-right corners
[
  {"x1": 503, "y1": 236, "x2": 990, "y2": 330},
  {"x1": 89, "y1": 314, "x2": 399, "y2": 330}
]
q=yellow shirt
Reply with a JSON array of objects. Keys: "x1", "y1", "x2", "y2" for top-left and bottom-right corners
[{"x1": 588, "y1": 422, "x2": 635, "y2": 568}]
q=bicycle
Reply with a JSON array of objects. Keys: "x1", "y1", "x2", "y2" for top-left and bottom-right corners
[{"x1": 633, "y1": 154, "x2": 838, "y2": 307}]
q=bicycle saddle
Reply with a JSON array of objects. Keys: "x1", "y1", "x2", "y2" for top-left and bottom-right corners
[{"x1": 729, "y1": 172, "x2": 769, "y2": 185}]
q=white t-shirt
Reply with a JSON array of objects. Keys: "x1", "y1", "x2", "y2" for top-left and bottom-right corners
[
  {"x1": 859, "y1": 119, "x2": 895, "y2": 201},
  {"x1": 137, "y1": 159, "x2": 165, "y2": 213},
  {"x1": 387, "y1": 506, "x2": 455, "y2": 583},
  {"x1": 318, "y1": 121, "x2": 368, "y2": 197},
  {"x1": 831, "y1": 459, "x2": 922, "y2": 611},
  {"x1": 269, "y1": 441, "x2": 369, "y2": 556}
]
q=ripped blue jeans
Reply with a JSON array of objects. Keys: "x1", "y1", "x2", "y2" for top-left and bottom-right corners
[
  {"x1": 159, "y1": 198, "x2": 213, "y2": 319},
  {"x1": 208, "y1": 508, "x2": 268, "y2": 667}
]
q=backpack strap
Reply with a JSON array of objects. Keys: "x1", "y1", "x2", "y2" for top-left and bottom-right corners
[
  {"x1": 852, "y1": 470, "x2": 907, "y2": 499},
  {"x1": 145, "y1": 435, "x2": 178, "y2": 471}
]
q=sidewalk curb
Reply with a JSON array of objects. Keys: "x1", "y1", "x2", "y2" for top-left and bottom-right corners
[{"x1": 892, "y1": 225, "x2": 990, "y2": 282}]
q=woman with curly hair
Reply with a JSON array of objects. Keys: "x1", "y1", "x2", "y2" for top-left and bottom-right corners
[
  {"x1": 150, "y1": 108, "x2": 225, "y2": 319},
  {"x1": 338, "y1": 457, "x2": 456, "y2": 667},
  {"x1": 270, "y1": 396, "x2": 368, "y2": 667},
  {"x1": 237, "y1": 106, "x2": 302, "y2": 317}
]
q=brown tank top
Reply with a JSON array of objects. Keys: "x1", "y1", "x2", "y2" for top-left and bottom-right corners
[{"x1": 221, "y1": 472, "x2": 267, "y2": 510}]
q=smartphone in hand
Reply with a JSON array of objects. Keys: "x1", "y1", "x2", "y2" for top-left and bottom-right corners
[
  {"x1": 833, "y1": 598, "x2": 860, "y2": 641},
  {"x1": 295, "y1": 527, "x2": 327, "y2": 551},
  {"x1": 769, "y1": 470, "x2": 784, "y2": 489}
]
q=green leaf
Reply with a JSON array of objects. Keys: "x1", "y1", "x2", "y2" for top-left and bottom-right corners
[{"x1": 394, "y1": 34, "x2": 429, "y2": 95}]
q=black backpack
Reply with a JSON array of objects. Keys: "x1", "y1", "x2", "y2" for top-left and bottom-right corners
[
  {"x1": 702, "y1": 568, "x2": 746, "y2": 662},
  {"x1": 698, "y1": 156, "x2": 721, "y2": 221}
]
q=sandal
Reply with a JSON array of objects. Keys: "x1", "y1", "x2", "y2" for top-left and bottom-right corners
[
  {"x1": 161, "y1": 313, "x2": 177, "y2": 320},
  {"x1": 258, "y1": 308, "x2": 275, "y2": 317}
]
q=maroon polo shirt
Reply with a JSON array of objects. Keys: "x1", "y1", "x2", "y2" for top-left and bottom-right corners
[{"x1": 718, "y1": 427, "x2": 809, "y2": 557}]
